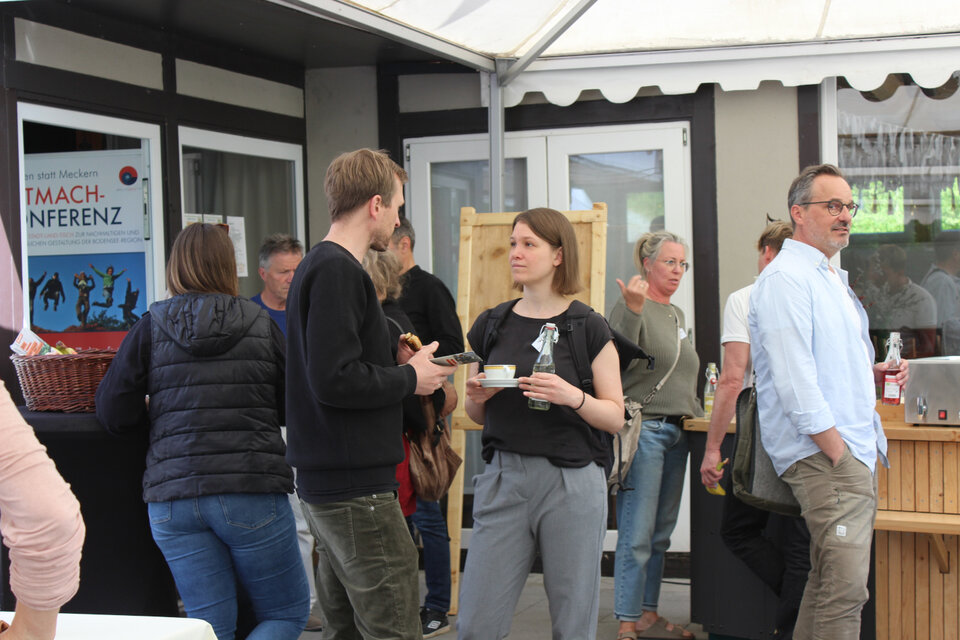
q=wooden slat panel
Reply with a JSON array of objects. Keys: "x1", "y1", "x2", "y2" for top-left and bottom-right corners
[
  {"x1": 946, "y1": 535, "x2": 959, "y2": 640},
  {"x1": 932, "y1": 443, "x2": 945, "y2": 514},
  {"x1": 890, "y1": 532, "x2": 902, "y2": 640},
  {"x1": 902, "y1": 532, "x2": 916, "y2": 640},
  {"x1": 931, "y1": 535, "x2": 945, "y2": 640},
  {"x1": 877, "y1": 530, "x2": 890, "y2": 640},
  {"x1": 890, "y1": 441, "x2": 903, "y2": 511},
  {"x1": 879, "y1": 461, "x2": 890, "y2": 511},
  {"x1": 947, "y1": 444, "x2": 959, "y2": 515},
  {"x1": 903, "y1": 442, "x2": 917, "y2": 512},
  {"x1": 918, "y1": 442, "x2": 931, "y2": 513},
  {"x1": 918, "y1": 532, "x2": 931, "y2": 640}
]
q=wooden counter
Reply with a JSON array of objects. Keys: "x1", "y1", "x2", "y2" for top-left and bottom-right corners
[
  {"x1": 873, "y1": 403, "x2": 960, "y2": 640},
  {"x1": 685, "y1": 402, "x2": 960, "y2": 639}
]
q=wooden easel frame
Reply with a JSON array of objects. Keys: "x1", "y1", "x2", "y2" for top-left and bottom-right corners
[{"x1": 445, "y1": 203, "x2": 608, "y2": 613}]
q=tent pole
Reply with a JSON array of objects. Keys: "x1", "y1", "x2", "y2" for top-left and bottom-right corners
[{"x1": 488, "y1": 68, "x2": 505, "y2": 213}]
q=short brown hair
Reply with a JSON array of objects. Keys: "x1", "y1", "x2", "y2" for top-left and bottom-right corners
[
  {"x1": 166, "y1": 223, "x2": 238, "y2": 297},
  {"x1": 362, "y1": 249, "x2": 404, "y2": 301},
  {"x1": 324, "y1": 149, "x2": 408, "y2": 222},
  {"x1": 788, "y1": 164, "x2": 846, "y2": 228},
  {"x1": 512, "y1": 208, "x2": 582, "y2": 295},
  {"x1": 757, "y1": 220, "x2": 793, "y2": 254}
]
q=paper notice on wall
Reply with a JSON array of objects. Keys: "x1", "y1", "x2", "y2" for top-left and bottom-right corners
[
  {"x1": 226, "y1": 216, "x2": 248, "y2": 277},
  {"x1": 202, "y1": 214, "x2": 223, "y2": 224},
  {"x1": 183, "y1": 213, "x2": 203, "y2": 226}
]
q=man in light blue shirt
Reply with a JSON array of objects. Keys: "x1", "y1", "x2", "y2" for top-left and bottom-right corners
[{"x1": 748, "y1": 164, "x2": 909, "y2": 640}]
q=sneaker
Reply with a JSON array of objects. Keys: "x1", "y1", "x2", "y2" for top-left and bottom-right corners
[
  {"x1": 420, "y1": 607, "x2": 450, "y2": 638},
  {"x1": 304, "y1": 614, "x2": 324, "y2": 632}
]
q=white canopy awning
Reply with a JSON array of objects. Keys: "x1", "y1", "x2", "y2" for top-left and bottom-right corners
[{"x1": 276, "y1": 0, "x2": 960, "y2": 105}]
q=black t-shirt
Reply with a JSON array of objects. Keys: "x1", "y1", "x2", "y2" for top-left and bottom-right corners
[{"x1": 466, "y1": 305, "x2": 612, "y2": 468}]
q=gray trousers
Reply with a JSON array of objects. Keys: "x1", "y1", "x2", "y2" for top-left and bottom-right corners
[
  {"x1": 301, "y1": 493, "x2": 421, "y2": 640},
  {"x1": 457, "y1": 452, "x2": 607, "y2": 640},
  {"x1": 781, "y1": 447, "x2": 876, "y2": 640}
]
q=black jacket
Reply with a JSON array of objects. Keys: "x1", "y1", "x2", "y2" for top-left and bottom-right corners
[{"x1": 96, "y1": 293, "x2": 292, "y2": 502}]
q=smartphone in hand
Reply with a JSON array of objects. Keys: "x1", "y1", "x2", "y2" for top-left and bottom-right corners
[{"x1": 429, "y1": 351, "x2": 482, "y2": 366}]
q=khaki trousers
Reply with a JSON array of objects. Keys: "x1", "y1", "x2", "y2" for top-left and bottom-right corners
[{"x1": 781, "y1": 447, "x2": 876, "y2": 640}]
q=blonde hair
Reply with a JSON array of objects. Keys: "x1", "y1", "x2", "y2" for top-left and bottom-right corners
[
  {"x1": 166, "y1": 223, "x2": 238, "y2": 296},
  {"x1": 633, "y1": 230, "x2": 687, "y2": 277},
  {"x1": 512, "y1": 208, "x2": 582, "y2": 295},
  {"x1": 362, "y1": 249, "x2": 404, "y2": 301}
]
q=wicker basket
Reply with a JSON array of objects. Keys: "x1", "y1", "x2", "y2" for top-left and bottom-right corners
[{"x1": 10, "y1": 349, "x2": 117, "y2": 413}]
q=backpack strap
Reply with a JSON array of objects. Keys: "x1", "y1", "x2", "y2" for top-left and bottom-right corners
[
  {"x1": 563, "y1": 300, "x2": 596, "y2": 394},
  {"x1": 480, "y1": 298, "x2": 522, "y2": 360}
]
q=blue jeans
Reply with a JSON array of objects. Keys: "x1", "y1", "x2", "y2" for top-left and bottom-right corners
[
  {"x1": 148, "y1": 493, "x2": 309, "y2": 640},
  {"x1": 614, "y1": 418, "x2": 688, "y2": 621},
  {"x1": 409, "y1": 497, "x2": 452, "y2": 612}
]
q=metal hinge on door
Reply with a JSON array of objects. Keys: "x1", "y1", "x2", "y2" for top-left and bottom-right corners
[
  {"x1": 405, "y1": 144, "x2": 411, "y2": 161},
  {"x1": 682, "y1": 128, "x2": 688, "y2": 146}
]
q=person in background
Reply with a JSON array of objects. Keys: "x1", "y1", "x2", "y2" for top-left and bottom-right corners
[
  {"x1": 362, "y1": 249, "x2": 420, "y2": 520},
  {"x1": 0, "y1": 380, "x2": 85, "y2": 640},
  {"x1": 610, "y1": 229, "x2": 701, "y2": 640},
  {"x1": 698, "y1": 220, "x2": 810, "y2": 639},
  {"x1": 459, "y1": 208, "x2": 624, "y2": 639},
  {"x1": 920, "y1": 238, "x2": 960, "y2": 354},
  {"x1": 867, "y1": 244, "x2": 937, "y2": 358},
  {"x1": 388, "y1": 217, "x2": 460, "y2": 638},
  {"x1": 285, "y1": 148, "x2": 454, "y2": 639},
  {"x1": 252, "y1": 234, "x2": 303, "y2": 337},
  {"x1": 749, "y1": 164, "x2": 908, "y2": 639},
  {"x1": 96, "y1": 223, "x2": 309, "y2": 640},
  {"x1": 250, "y1": 232, "x2": 321, "y2": 633}
]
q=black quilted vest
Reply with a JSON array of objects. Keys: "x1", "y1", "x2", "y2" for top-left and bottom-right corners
[{"x1": 143, "y1": 293, "x2": 293, "y2": 502}]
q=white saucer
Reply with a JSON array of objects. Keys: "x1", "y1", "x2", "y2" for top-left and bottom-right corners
[{"x1": 480, "y1": 378, "x2": 520, "y2": 388}]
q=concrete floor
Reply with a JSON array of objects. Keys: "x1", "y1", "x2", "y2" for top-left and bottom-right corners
[{"x1": 298, "y1": 573, "x2": 707, "y2": 639}]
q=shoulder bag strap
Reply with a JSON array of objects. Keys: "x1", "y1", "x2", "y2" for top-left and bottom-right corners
[{"x1": 640, "y1": 310, "x2": 682, "y2": 406}]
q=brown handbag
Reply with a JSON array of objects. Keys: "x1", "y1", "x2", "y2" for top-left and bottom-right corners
[{"x1": 408, "y1": 381, "x2": 463, "y2": 502}]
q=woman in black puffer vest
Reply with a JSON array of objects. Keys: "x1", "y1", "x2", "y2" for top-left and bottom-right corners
[{"x1": 96, "y1": 223, "x2": 308, "y2": 640}]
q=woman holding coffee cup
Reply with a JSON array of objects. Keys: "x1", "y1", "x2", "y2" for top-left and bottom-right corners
[{"x1": 458, "y1": 207, "x2": 624, "y2": 639}]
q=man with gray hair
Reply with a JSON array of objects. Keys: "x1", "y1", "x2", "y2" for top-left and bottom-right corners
[
  {"x1": 749, "y1": 164, "x2": 908, "y2": 639},
  {"x1": 252, "y1": 233, "x2": 303, "y2": 337}
]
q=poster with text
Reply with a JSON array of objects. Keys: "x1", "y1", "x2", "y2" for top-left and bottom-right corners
[{"x1": 23, "y1": 149, "x2": 148, "y2": 344}]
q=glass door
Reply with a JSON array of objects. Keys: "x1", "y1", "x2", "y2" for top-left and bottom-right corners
[
  {"x1": 405, "y1": 134, "x2": 547, "y2": 299},
  {"x1": 179, "y1": 127, "x2": 305, "y2": 299},
  {"x1": 546, "y1": 123, "x2": 694, "y2": 322},
  {"x1": 18, "y1": 103, "x2": 164, "y2": 350}
]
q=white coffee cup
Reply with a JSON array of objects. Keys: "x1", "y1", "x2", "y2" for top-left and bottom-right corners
[{"x1": 483, "y1": 364, "x2": 516, "y2": 380}]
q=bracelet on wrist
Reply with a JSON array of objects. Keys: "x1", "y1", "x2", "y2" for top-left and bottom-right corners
[{"x1": 574, "y1": 389, "x2": 586, "y2": 410}]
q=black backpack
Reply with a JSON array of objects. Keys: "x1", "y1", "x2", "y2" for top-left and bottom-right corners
[{"x1": 478, "y1": 298, "x2": 654, "y2": 485}]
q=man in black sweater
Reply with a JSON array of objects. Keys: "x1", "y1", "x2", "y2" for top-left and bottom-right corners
[
  {"x1": 285, "y1": 148, "x2": 455, "y2": 639},
  {"x1": 389, "y1": 218, "x2": 462, "y2": 637}
]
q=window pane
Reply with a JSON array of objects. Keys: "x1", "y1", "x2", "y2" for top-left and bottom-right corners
[
  {"x1": 428, "y1": 158, "x2": 528, "y2": 298},
  {"x1": 182, "y1": 146, "x2": 296, "y2": 299},
  {"x1": 838, "y1": 74, "x2": 960, "y2": 357},
  {"x1": 568, "y1": 150, "x2": 665, "y2": 316}
]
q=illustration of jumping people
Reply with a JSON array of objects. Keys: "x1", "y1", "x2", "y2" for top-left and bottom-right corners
[
  {"x1": 40, "y1": 272, "x2": 65, "y2": 312},
  {"x1": 89, "y1": 263, "x2": 126, "y2": 308},
  {"x1": 28, "y1": 271, "x2": 47, "y2": 326},
  {"x1": 118, "y1": 278, "x2": 140, "y2": 328},
  {"x1": 74, "y1": 272, "x2": 94, "y2": 327}
]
